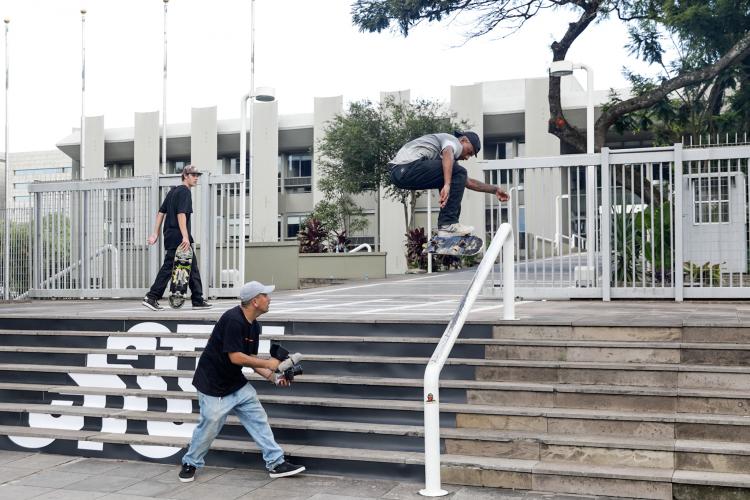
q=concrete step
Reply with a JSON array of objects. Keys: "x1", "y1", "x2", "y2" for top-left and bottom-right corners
[
  {"x1": 3, "y1": 423, "x2": 744, "y2": 499},
  {"x1": 6, "y1": 346, "x2": 750, "y2": 390},
  {"x1": 3, "y1": 362, "x2": 750, "y2": 409},
  {"x1": 4, "y1": 381, "x2": 750, "y2": 442},
  {"x1": 493, "y1": 325, "x2": 750, "y2": 345}
]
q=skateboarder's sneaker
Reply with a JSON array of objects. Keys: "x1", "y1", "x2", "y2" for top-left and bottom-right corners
[
  {"x1": 142, "y1": 297, "x2": 164, "y2": 311},
  {"x1": 178, "y1": 463, "x2": 196, "y2": 482},
  {"x1": 438, "y1": 223, "x2": 474, "y2": 237},
  {"x1": 192, "y1": 299, "x2": 213, "y2": 309},
  {"x1": 269, "y1": 460, "x2": 305, "y2": 478}
]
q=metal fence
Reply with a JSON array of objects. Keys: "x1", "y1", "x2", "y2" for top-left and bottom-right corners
[
  {"x1": 0, "y1": 206, "x2": 34, "y2": 299},
  {"x1": 485, "y1": 143, "x2": 750, "y2": 300},
  {"x1": 25, "y1": 173, "x2": 245, "y2": 299}
]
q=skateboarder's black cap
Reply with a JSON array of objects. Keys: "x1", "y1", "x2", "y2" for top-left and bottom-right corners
[{"x1": 454, "y1": 130, "x2": 481, "y2": 158}]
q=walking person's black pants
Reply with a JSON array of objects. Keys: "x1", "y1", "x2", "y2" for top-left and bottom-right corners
[
  {"x1": 389, "y1": 159, "x2": 467, "y2": 227},
  {"x1": 146, "y1": 246, "x2": 205, "y2": 304}
]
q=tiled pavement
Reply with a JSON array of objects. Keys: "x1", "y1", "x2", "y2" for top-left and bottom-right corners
[{"x1": 0, "y1": 450, "x2": 620, "y2": 500}]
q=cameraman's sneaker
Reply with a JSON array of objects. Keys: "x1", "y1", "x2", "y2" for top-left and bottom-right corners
[
  {"x1": 269, "y1": 460, "x2": 305, "y2": 478},
  {"x1": 438, "y1": 223, "x2": 474, "y2": 237},
  {"x1": 192, "y1": 300, "x2": 213, "y2": 309},
  {"x1": 178, "y1": 463, "x2": 196, "y2": 482},
  {"x1": 142, "y1": 297, "x2": 164, "y2": 311}
]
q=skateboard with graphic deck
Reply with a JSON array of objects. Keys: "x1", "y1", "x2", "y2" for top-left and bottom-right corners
[
  {"x1": 424, "y1": 234, "x2": 483, "y2": 256},
  {"x1": 168, "y1": 246, "x2": 193, "y2": 308}
]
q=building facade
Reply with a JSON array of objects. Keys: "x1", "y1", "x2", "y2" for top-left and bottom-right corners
[{"x1": 51, "y1": 76, "x2": 647, "y2": 274}]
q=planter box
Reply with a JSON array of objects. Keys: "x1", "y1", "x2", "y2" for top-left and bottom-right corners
[{"x1": 299, "y1": 252, "x2": 387, "y2": 280}]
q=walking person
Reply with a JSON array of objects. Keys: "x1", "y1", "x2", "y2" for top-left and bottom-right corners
[
  {"x1": 142, "y1": 165, "x2": 212, "y2": 311},
  {"x1": 388, "y1": 131, "x2": 510, "y2": 236},
  {"x1": 178, "y1": 281, "x2": 306, "y2": 481}
]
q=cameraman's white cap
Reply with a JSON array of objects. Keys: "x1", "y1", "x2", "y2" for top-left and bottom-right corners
[{"x1": 239, "y1": 281, "x2": 275, "y2": 301}]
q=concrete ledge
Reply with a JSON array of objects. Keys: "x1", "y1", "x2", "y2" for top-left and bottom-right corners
[{"x1": 298, "y1": 252, "x2": 386, "y2": 280}]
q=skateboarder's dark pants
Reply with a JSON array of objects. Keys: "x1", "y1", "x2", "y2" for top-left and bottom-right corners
[
  {"x1": 389, "y1": 159, "x2": 467, "y2": 227},
  {"x1": 146, "y1": 246, "x2": 204, "y2": 304}
]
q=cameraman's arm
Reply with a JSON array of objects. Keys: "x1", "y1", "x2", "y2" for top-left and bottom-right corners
[{"x1": 228, "y1": 353, "x2": 290, "y2": 386}]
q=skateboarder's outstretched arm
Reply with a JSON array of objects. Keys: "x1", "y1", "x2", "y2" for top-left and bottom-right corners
[
  {"x1": 466, "y1": 178, "x2": 510, "y2": 202},
  {"x1": 147, "y1": 212, "x2": 165, "y2": 246}
]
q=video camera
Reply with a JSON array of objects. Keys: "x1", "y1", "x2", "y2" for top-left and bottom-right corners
[{"x1": 270, "y1": 343, "x2": 303, "y2": 384}]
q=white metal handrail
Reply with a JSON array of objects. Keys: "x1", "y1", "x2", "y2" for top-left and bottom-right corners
[
  {"x1": 22, "y1": 244, "x2": 120, "y2": 299},
  {"x1": 420, "y1": 222, "x2": 515, "y2": 497},
  {"x1": 348, "y1": 243, "x2": 372, "y2": 253}
]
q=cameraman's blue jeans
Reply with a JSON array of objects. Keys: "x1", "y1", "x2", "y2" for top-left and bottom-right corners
[{"x1": 182, "y1": 383, "x2": 284, "y2": 471}]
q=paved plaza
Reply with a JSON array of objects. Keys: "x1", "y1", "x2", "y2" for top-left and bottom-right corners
[
  {"x1": 0, "y1": 450, "x2": 630, "y2": 500},
  {"x1": 1, "y1": 269, "x2": 749, "y2": 325}
]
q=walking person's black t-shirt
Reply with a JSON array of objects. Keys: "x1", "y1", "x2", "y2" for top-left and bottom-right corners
[
  {"x1": 160, "y1": 185, "x2": 194, "y2": 249},
  {"x1": 192, "y1": 306, "x2": 261, "y2": 397}
]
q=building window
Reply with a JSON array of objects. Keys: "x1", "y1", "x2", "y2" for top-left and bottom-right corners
[
  {"x1": 284, "y1": 154, "x2": 312, "y2": 193},
  {"x1": 168, "y1": 159, "x2": 189, "y2": 175},
  {"x1": 693, "y1": 176, "x2": 729, "y2": 224},
  {"x1": 14, "y1": 166, "x2": 71, "y2": 176},
  {"x1": 286, "y1": 215, "x2": 305, "y2": 239},
  {"x1": 106, "y1": 163, "x2": 134, "y2": 178}
]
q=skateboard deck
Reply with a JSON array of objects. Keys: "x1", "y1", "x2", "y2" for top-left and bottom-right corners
[
  {"x1": 168, "y1": 246, "x2": 193, "y2": 309},
  {"x1": 424, "y1": 234, "x2": 483, "y2": 256}
]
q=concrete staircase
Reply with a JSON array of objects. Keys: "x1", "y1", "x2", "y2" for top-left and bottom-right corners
[{"x1": 0, "y1": 321, "x2": 749, "y2": 499}]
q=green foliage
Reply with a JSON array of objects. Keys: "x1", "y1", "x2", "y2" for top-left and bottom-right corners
[
  {"x1": 684, "y1": 261, "x2": 723, "y2": 286},
  {"x1": 306, "y1": 197, "x2": 368, "y2": 250},
  {"x1": 405, "y1": 227, "x2": 428, "y2": 269},
  {"x1": 611, "y1": 201, "x2": 673, "y2": 285},
  {"x1": 316, "y1": 96, "x2": 467, "y2": 231},
  {"x1": 297, "y1": 218, "x2": 329, "y2": 254},
  {"x1": 352, "y1": 0, "x2": 750, "y2": 145}
]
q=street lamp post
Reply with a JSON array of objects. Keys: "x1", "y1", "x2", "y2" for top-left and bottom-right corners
[
  {"x1": 3, "y1": 17, "x2": 9, "y2": 301},
  {"x1": 80, "y1": 9, "x2": 86, "y2": 180},
  {"x1": 162, "y1": 0, "x2": 168, "y2": 175},
  {"x1": 549, "y1": 60, "x2": 597, "y2": 278},
  {"x1": 239, "y1": 0, "x2": 274, "y2": 283}
]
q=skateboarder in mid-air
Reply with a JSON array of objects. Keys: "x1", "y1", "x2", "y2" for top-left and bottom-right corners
[
  {"x1": 388, "y1": 131, "x2": 510, "y2": 238},
  {"x1": 142, "y1": 165, "x2": 212, "y2": 311}
]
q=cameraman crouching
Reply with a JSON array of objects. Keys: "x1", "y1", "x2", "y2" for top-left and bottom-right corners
[{"x1": 178, "y1": 281, "x2": 305, "y2": 482}]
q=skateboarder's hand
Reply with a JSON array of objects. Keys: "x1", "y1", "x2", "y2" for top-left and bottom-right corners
[
  {"x1": 179, "y1": 238, "x2": 190, "y2": 252},
  {"x1": 147, "y1": 233, "x2": 158, "y2": 246},
  {"x1": 439, "y1": 184, "x2": 450, "y2": 208},
  {"x1": 495, "y1": 188, "x2": 510, "y2": 202}
]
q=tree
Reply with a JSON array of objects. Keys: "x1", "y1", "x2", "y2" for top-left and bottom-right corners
[
  {"x1": 351, "y1": 0, "x2": 750, "y2": 152},
  {"x1": 316, "y1": 97, "x2": 468, "y2": 231},
  {"x1": 305, "y1": 196, "x2": 368, "y2": 250}
]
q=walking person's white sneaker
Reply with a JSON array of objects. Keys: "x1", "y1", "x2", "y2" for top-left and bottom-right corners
[{"x1": 437, "y1": 223, "x2": 474, "y2": 237}]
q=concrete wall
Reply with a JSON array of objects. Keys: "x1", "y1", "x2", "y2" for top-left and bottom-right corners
[
  {"x1": 299, "y1": 253, "x2": 386, "y2": 280},
  {"x1": 191, "y1": 106, "x2": 218, "y2": 173},
  {"x1": 134, "y1": 111, "x2": 160, "y2": 177},
  {"x1": 523, "y1": 78, "x2": 562, "y2": 241},
  {"x1": 313, "y1": 96, "x2": 343, "y2": 206},
  {"x1": 251, "y1": 99, "x2": 279, "y2": 242},
  {"x1": 84, "y1": 115, "x2": 105, "y2": 180},
  {"x1": 379, "y1": 90, "x2": 410, "y2": 275},
  {"x1": 451, "y1": 83, "x2": 485, "y2": 240},
  {"x1": 245, "y1": 242, "x2": 299, "y2": 290},
  {"x1": 682, "y1": 172, "x2": 748, "y2": 273}
]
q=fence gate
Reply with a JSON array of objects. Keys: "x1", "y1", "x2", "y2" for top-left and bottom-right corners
[
  {"x1": 27, "y1": 173, "x2": 245, "y2": 299},
  {"x1": 484, "y1": 143, "x2": 750, "y2": 300}
]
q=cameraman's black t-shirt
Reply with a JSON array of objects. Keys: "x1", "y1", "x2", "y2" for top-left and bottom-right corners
[
  {"x1": 159, "y1": 185, "x2": 194, "y2": 250},
  {"x1": 192, "y1": 306, "x2": 260, "y2": 397}
]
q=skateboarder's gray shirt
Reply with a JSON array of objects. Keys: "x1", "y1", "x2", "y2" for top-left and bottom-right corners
[{"x1": 390, "y1": 133, "x2": 463, "y2": 166}]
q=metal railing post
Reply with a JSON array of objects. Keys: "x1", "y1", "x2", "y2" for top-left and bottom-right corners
[
  {"x1": 674, "y1": 143, "x2": 684, "y2": 301},
  {"x1": 601, "y1": 148, "x2": 611, "y2": 301},
  {"x1": 420, "y1": 223, "x2": 515, "y2": 497}
]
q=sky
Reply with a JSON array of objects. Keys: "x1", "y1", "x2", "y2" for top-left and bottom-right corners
[{"x1": 0, "y1": 0, "x2": 659, "y2": 152}]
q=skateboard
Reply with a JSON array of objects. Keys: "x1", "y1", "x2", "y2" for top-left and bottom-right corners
[
  {"x1": 424, "y1": 234, "x2": 483, "y2": 256},
  {"x1": 168, "y1": 246, "x2": 193, "y2": 308}
]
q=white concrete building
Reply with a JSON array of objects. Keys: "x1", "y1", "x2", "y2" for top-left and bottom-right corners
[{"x1": 53, "y1": 76, "x2": 649, "y2": 274}]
